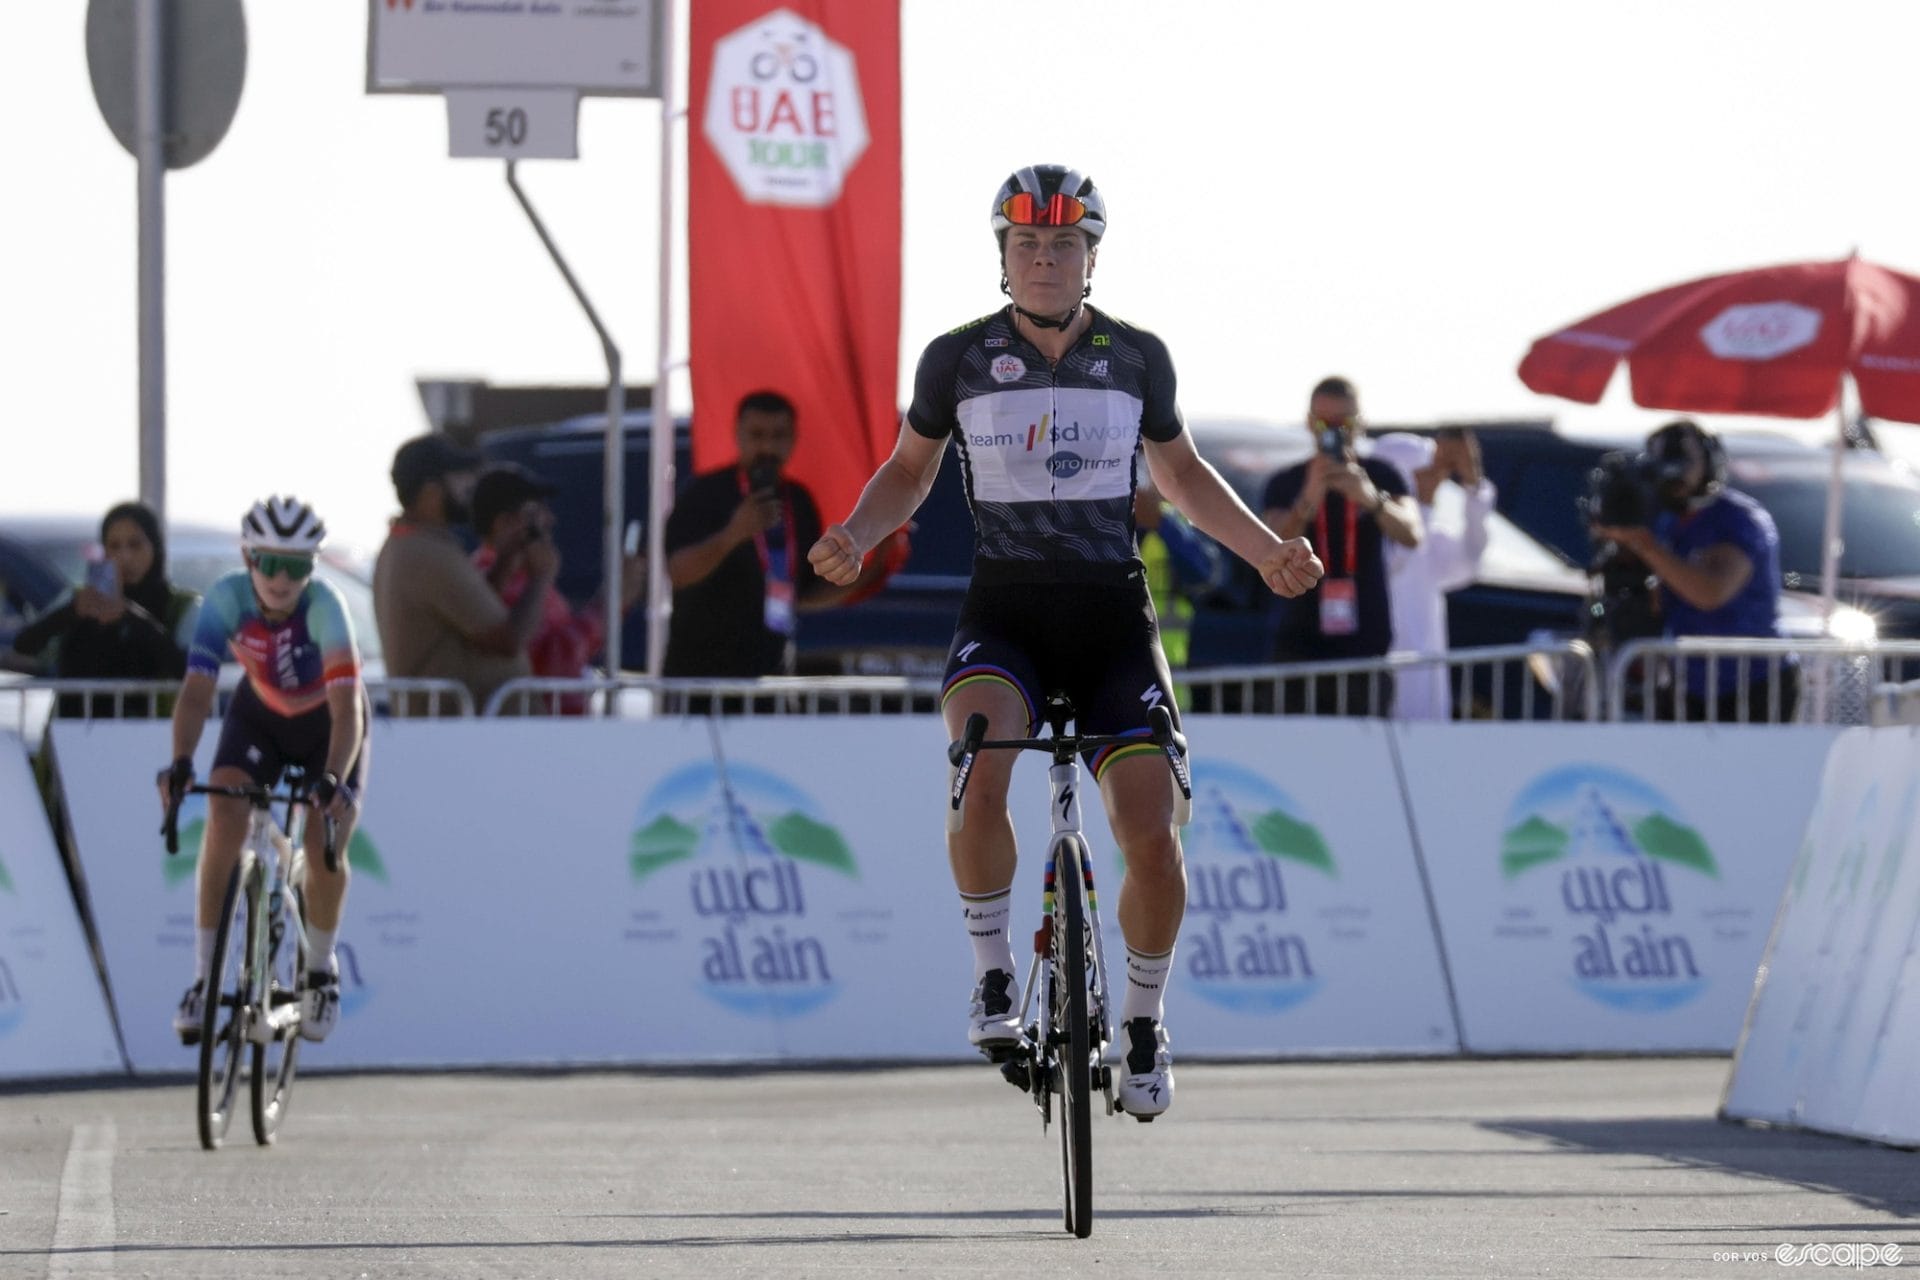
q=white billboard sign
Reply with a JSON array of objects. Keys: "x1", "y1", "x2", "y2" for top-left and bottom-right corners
[
  {"x1": 1400, "y1": 723, "x2": 1833, "y2": 1052},
  {"x1": 367, "y1": 0, "x2": 662, "y2": 96},
  {"x1": 0, "y1": 734, "x2": 124, "y2": 1078}
]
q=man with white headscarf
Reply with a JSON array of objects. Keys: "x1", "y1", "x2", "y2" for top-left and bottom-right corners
[{"x1": 1367, "y1": 430, "x2": 1496, "y2": 720}]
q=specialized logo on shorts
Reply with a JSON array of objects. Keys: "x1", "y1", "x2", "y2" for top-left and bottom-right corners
[
  {"x1": 1499, "y1": 765, "x2": 1718, "y2": 1012},
  {"x1": 990, "y1": 355, "x2": 1026, "y2": 384},
  {"x1": 1140, "y1": 684, "x2": 1165, "y2": 709},
  {"x1": 626, "y1": 762, "x2": 871, "y2": 1018},
  {"x1": 958, "y1": 642, "x2": 982, "y2": 661}
]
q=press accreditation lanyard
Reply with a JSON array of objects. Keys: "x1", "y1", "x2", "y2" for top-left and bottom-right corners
[
  {"x1": 739, "y1": 468, "x2": 799, "y2": 637},
  {"x1": 1312, "y1": 497, "x2": 1360, "y2": 578},
  {"x1": 1312, "y1": 495, "x2": 1361, "y2": 637}
]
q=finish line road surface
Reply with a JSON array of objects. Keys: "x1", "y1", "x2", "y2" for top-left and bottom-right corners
[{"x1": 1, "y1": 1058, "x2": 1913, "y2": 1278}]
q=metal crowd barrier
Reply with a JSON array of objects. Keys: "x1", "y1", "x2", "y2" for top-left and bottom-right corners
[
  {"x1": 0, "y1": 675, "x2": 474, "y2": 744},
  {"x1": 1181, "y1": 641, "x2": 1600, "y2": 722},
  {"x1": 482, "y1": 675, "x2": 943, "y2": 718},
  {"x1": 1605, "y1": 638, "x2": 1920, "y2": 725}
]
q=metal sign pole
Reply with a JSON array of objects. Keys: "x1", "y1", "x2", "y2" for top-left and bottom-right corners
[
  {"x1": 134, "y1": 0, "x2": 166, "y2": 517},
  {"x1": 504, "y1": 161, "x2": 625, "y2": 685},
  {"x1": 648, "y1": 0, "x2": 680, "y2": 681}
]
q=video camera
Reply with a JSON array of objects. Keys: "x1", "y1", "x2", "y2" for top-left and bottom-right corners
[
  {"x1": 1314, "y1": 420, "x2": 1351, "y2": 460},
  {"x1": 1577, "y1": 450, "x2": 1662, "y2": 652}
]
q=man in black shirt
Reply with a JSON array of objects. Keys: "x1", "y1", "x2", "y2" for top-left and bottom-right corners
[
  {"x1": 1260, "y1": 376, "x2": 1422, "y2": 716},
  {"x1": 663, "y1": 390, "x2": 879, "y2": 695}
]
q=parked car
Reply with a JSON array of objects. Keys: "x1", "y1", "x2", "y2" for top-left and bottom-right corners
[
  {"x1": 0, "y1": 531, "x2": 70, "y2": 667},
  {"x1": 0, "y1": 516, "x2": 385, "y2": 677}
]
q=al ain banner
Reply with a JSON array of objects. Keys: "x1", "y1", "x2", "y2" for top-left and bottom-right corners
[{"x1": 689, "y1": 2, "x2": 902, "y2": 552}]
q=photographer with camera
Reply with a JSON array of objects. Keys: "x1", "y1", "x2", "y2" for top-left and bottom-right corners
[
  {"x1": 663, "y1": 390, "x2": 883, "y2": 698},
  {"x1": 1589, "y1": 418, "x2": 1796, "y2": 723},
  {"x1": 1261, "y1": 376, "x2": 1422, "y2": 716},
  {"x1": 470, "y1": 463, "x2": 644, "y2": 715}
]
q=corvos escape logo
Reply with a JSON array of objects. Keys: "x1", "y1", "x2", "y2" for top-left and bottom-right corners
[
  {"x1": 1500, "y1": 765, "x2": 1718, "y2": 1011},
  {"x1": 1175, "y1": 761, "x2": 1364, "y2": 1013},
  {"x1": 627, "y1": 761, "x2": 872, "y2": 1016}
]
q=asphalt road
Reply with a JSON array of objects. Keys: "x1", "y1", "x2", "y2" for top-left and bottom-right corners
[{"x1": 1, "y1": 1057, "x2": 1914, "y2": 1278}]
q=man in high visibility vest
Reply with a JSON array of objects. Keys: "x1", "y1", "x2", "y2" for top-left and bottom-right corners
[{"x1": 1135, "y1": 478, "x2": 1224, "y2": 697}]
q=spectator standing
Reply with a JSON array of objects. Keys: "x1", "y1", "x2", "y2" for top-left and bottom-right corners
[
  {"x1": 1260, "y1": 377, "x2": 1422, "y2": 716},
  {"x1": 1134, "y1": 476, "x2": 1224, "y2": 699},
  {"x1": 373, "y1": 434, "x2": 557, "y2": 715},
  {"x1": 663, "y1": 390, "x2": 882, "y2": 693},
  {"x1": 11, "y1": 500, "x2": 199, "y2": 718},
  {"x1": 1368, "y1": 431, "x2": 1495, "y2": 720},
  {"x1": 1592, "y1": 419, "x2": 1796, "y2": 722},
  {"x1": 470, "y1": 462, "x2": 646, "y2": 713}
]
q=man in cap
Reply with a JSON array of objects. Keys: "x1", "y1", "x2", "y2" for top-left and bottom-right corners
[
  {"x1": 470, "y1": 462, "x2": 645, "y2": 713},
  {"x1": 373, "y1": 434, "x2": 558, "y2": 715}
]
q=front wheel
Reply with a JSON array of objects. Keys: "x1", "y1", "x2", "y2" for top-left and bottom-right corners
[
  {"x1": 197, "y1": 856, "x2": 252, "y2": 1151},
  {"x1": 1053, "y1": 835, "x2": 1094, "y2": 1239},
  {"x1": 252, "y1": 882, "x2": 307, "y2": 1145}
]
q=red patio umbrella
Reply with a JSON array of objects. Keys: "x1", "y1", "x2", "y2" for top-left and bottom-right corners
[{"x1": 1517, "y1": 255, "x2": 1920, "y2": 623}]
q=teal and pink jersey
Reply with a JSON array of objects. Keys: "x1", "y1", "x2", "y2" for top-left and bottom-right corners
[{"x1": 186, "y1": 571, "x2": 361, "y2": 717}]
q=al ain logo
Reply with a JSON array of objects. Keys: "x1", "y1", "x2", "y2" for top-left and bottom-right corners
[
  {"x1": 1501, "y1": 765, "x2": 1717, "y2": 1012},
  {"x1": 1168, "y1": 761, "x2": 1337, "y2": 1013},
  {"x1": 629, "y1": 761, "x2": 861, "y2": 1017}
]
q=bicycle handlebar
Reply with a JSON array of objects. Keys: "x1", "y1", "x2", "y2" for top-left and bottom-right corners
[
  {"x1": 162, "y1": 782, "x2": 340, "y2": 872},
  {"x1": 947, "y1": 703, "x2": 1193, "y2": 818}
]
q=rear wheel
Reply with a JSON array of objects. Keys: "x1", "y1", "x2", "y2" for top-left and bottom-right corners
[
  {"x1": 197, "y1": 856, "x2": 252, "y2": 1151},
  {"x1": 252, "y1": 881, "x2": 307, "y2": 1145},
  {"x1": 1053, "y1": 835, "x2": 1094, "y2": 1239}
]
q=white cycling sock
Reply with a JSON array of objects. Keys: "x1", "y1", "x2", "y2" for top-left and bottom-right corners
[
  {"x1": 1122, "y1": 944, "x2": 1175, "y2": 1023},
  {"x1": 961, "y1": 888, "x2": 1016, "y2": 978},
  {"x1": 195, "y1": 928, "x2": 216, "y2": 982},
  {"x1": 305, "y1": 926, "x2": 338, "y2": 974}
]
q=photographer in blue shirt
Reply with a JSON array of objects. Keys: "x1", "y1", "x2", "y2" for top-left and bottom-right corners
[{"x1": 1592, "y1": 419, "x2": 1796, "y2": 722}]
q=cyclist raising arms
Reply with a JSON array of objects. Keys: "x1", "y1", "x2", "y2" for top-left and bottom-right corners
[
  {"x1": 157, "y1": 497, "x2": 368, "y2": 1046},
  {"x1": 810, "y1": 165, "x2": 1322, "y2": 1117}
]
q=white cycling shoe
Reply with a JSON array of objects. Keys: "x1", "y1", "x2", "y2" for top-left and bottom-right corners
[
  {"x1": 967, "y1": 968, "x2": 1023, "y2": 1056},
  {"x1": 1115, "y1": 1017, "x2": 1174, "y2": 1119},
  {"x1": 299, "y1": 960, "x2": 340, "y2": 1043},
  {"x1": 173, "y1": 980, "x2": 206, "y2": 1046}
]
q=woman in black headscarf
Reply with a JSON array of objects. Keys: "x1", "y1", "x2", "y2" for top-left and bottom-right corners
[{"x1": 12, "y1": 501, "x2": 201, "y2": 717}]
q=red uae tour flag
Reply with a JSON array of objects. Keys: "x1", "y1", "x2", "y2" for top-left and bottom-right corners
[{"x1": 689, "y1": 2, "x2": 902, "y2": 551}]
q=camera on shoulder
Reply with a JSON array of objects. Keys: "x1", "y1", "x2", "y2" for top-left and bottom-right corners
[{"x1": 1581, "y1": 450, "x2": 1657, "y2": 530}]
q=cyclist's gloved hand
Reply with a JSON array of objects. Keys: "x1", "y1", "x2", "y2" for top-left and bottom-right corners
[
  {"x1": 311, "y1": 772, "x2": 357, "y2": 821},
  {"x1": 157, "y1": 756, "x2": 194, "y2": 813}
]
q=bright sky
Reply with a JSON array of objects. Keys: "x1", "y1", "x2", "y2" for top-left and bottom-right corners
[{"x1": 7, "y1": 1, "x2": 1920, "y2": 556}]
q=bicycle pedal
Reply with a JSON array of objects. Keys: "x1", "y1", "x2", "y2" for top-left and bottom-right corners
[
  {"x1": 977, "y1": 1038, "x2": 1024, "y2": 1065},
  {"x1": 999, "y1": 1059, "x2": 1031, "y2": 1093}
]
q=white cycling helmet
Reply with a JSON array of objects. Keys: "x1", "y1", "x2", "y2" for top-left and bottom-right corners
[
  {"x1": 240, "y1": 496, "x2": 327, "y2": 554},
  {"x1": 990, "y1": 165, "x2": 1107, "y2": 245}
]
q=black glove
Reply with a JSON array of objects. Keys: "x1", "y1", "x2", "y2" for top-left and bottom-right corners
[
  {"x1": 311, "y1": 772, "x2": 355, "y2": 812},
  {"x1": 160, "y1": 756, "x2": 194, "y2": 798}
]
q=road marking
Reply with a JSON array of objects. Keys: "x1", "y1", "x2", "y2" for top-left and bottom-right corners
[{"x1": 49, "y1": 1120, "x2": 115, "y2": 1277}]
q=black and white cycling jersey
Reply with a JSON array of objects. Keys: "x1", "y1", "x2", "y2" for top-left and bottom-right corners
[{"x1": 907, "y1": 306, "x2": 1184, "y2": 584}]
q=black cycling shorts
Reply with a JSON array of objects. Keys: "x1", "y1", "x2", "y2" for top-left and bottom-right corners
[
  {"x1": 940, "y1": 576, "x2": 1179, "y2": 779},
  {"x1": 212, "y1": 679, "x2": 369, "y2": 794}
]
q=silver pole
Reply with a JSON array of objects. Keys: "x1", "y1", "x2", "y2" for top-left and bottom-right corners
[
  {"x1": 648, "y1": 0, "x2": 681, "y2": 681},
  {"x1": 504, "y1": 161, "x2": 624, "y2": 692},
  {"x1": 135, "y1": 0, "x2": 167, "y2": 516},
  {"x1": 1814, "y1": 381, "x2": 1848, "y2": 721}
]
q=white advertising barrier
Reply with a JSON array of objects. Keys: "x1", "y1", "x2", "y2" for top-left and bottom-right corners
[
  {"x1": 1398, "y1": 723, "x2": 1836, "y2": 1052},
  {"x1": 1722, "y1": 726, "x2": 1920, "y2": 1143},
  {"x1": 0, "y1": 734, "x2": 124, "y2": 1078},
  {"x1": 652, "y1": 719, "x2": 968, "y2": 1061},
  {"x1": 1038, "y1": 716, "x2": 1460, "y2": 1057}
]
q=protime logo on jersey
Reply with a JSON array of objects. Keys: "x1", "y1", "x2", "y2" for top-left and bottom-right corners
[{"x1": 702, "y1": 8, "x2": 870, "y2": 207}]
